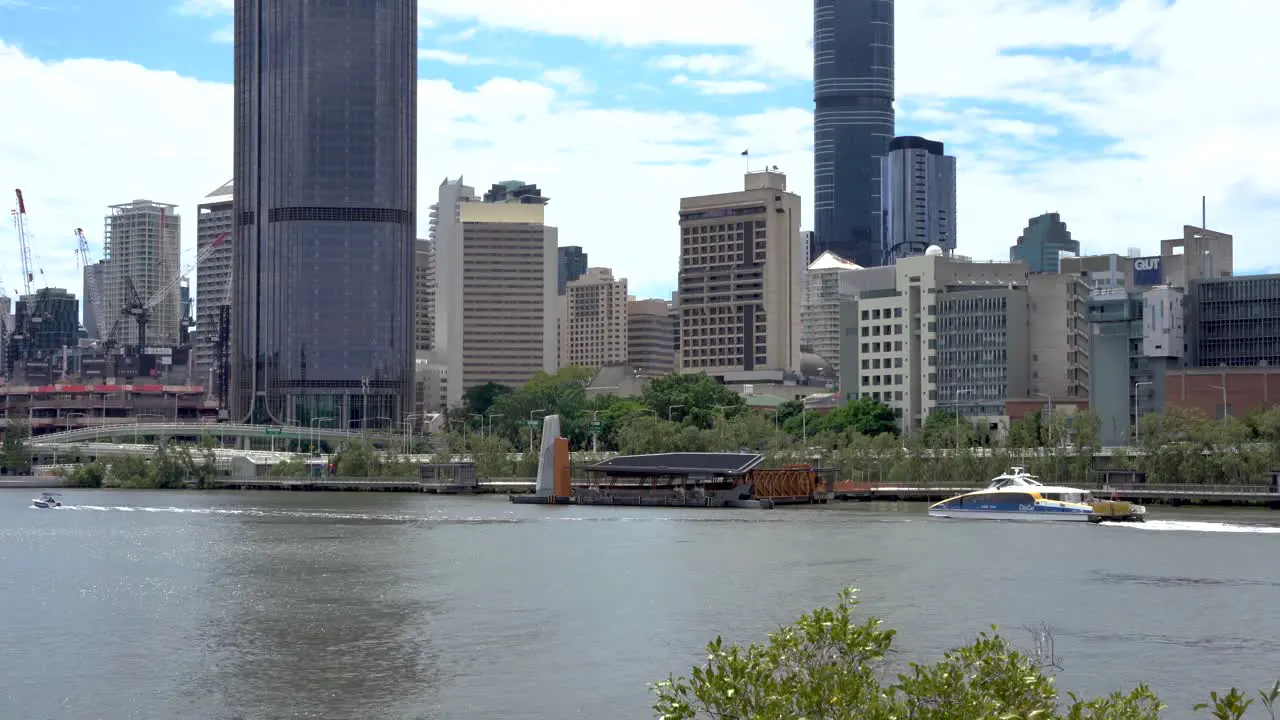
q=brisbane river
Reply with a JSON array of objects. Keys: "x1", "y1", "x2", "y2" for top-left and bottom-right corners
[{"x1": 3, "y1": 490, "x2": 1279, "y2": 719}]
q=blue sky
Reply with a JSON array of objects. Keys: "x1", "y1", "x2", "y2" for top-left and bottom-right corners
[{"x1": 0, "y1": 0, "x2": 1277, "y2": 302}]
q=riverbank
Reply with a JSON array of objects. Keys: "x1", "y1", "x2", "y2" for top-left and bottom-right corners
[{"x1": 20, "y1": 474, "x2": 1280, "y2": 509}]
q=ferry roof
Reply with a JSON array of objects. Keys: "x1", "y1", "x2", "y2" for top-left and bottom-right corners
[{"x1": 584, "y1": 452, "x2": 764, "y2": 478}]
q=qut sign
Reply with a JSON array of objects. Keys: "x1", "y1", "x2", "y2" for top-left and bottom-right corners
[{"x1": 1133, "y1": 256, "x2": 1163, "y2": 285}]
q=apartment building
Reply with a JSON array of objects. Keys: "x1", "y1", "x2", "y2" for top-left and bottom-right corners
[
  {"x1": 801, "y1": 250, "x2": 862, "y2": 372},
  {"x1": 434, "y1": 178, "x2": 557, "y2": 408},
  {"x1": 627, "y1": 298, "x2": 675, "y2": 377},
  {"x1": 414, "y1": 238, "x2": 434, "y2": 351},
  {"x1": 561, "y1": 267, "x2": 627, "y2": 370},
  {"x1": 195, "y1": 180, "x2": 233, "y2": 377},
  {"x1": 837, "y1": 250, "x2": 1033, "y2": 431},
  {"x1": 103, "y1": 199, "x2": 181, "y2": 348},
  {"x1": 677, "y1": 170, "x2": 802, "y2": 375}
]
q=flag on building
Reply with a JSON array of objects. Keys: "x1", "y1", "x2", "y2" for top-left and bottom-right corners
[{"x1": 741, "y1": 149, "x2": 749, "y2": 156}]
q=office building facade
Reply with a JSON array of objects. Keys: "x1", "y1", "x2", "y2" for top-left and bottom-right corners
[
  {"x1": 813, "y1": 0, "x2": 895, "y2": 267},
  {"x1": 880, "y1": 136, "x2": 956, "y2": 263},
  {"x1": 558, "y1": 246, "x2": 588, "y2": 295},
  {"x1": 562, "y1": 268, "x2": 628, "y2": 370},
  {"x1": 677, "y1": 170, "x2": 802, "y2": 375},
  {"x1": 837, "y1": 252, "x2": 1032, "y2": 431},
  {"x1": 230, "y1": 0, "x2": 417, "y2": 427},
  {"x1": 628, "y1": 298, "x2": 675, "y2": 377}
]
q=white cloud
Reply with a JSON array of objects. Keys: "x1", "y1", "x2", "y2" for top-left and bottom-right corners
[
  {"x1": 671, "y1": 75, "x2": 770, "y2": 96},
  {"x1": 417, "y1": 48, "x2": 495, "y2": 66},
  {"x1": 540, "y1": 68, "x2": 594, "y2": 95},
  {"x1": 209, "y1": 26, "x2": 232, "y2": 44},
  {"x1": 4, "y1": 0, "x2": 1280, "y2": 306}
]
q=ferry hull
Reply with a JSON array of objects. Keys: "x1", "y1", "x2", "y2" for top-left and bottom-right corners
[{"x1": 927, "y1": 508, "x2": 1092, "y2": 522}]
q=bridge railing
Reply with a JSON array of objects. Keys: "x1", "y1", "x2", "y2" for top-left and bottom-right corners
[
  {"x1": 31, "y1": 421, "x2": 365, "y2": 444},
  {"x1": 1101, "y1": 483, "x2": 1279, "y2": 495}
]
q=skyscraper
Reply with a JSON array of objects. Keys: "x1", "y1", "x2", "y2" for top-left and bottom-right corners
[
  {"x1": 195, "y1": 179, "x2": 233, "y2": 380},
  {"x1": 1010, "y1": 213, "x2": 1079, "y2": 274},
  {"x1": 813, "y1": 0, "x2": 895, "y2": 267},
  {"x1": 880, "y1": 136, "x2": 957, "y2": 263},
  {"x1": 231, "y1": 0, "x2": 418, "y2": 428}
]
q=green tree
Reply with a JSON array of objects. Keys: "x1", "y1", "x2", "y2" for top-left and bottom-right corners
[
  {"x1": 1, "y1": 419, "x2": 33, "y2": 475},
  {"x1": 462, "y1": 381, "x2": 515, "y2": 417},
  {"x1": 653, "y1": 587, "x2": 1280, "y2": 720},
  {"x1": 333, "y1": 441, "x2": 379, "y2": 477},
  {"x1": 268, "y1": 456, "x2": 311, "y2": 477},
  {"x1": 489, "y1": 367, "x2": 596, "y2": 448},
  {"x1": 641, "y1": 373, "x2": 746, "y2": 429},
  {"x1": 824, "y1": 397, "x2": 898, "y2": 437},
  {"x1": 64, "y1": 461, "x2": 107, "y2": 488}
]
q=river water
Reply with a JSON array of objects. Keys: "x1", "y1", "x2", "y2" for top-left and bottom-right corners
[{"x1": 2, "y1": 490, "x2": 1278, "y2": 720}]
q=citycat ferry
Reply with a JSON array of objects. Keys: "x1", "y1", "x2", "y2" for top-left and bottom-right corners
[{"x1": 928, "y1": 467, "x2": 1145, "y2": 523}]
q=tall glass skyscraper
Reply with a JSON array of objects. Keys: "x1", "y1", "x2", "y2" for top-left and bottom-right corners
[
  {"x1": 230, "y1": 0, "x2": 418, "y2": 428},
  {"x1": 813, "y1": 0, "x2": 895, "y2": 267}
]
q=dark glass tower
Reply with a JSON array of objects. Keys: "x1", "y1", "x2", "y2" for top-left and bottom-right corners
[
  {"x1": 813, "y1": 0, "x2": 895, "y2": 267},
  {"x1": 231, "y1": 0, "x2": 417, "y2": 429}
]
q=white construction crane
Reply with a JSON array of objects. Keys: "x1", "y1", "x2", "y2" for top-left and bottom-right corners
[{"x1": 74, "y1": 228, "x2": 111, "y2": 344}]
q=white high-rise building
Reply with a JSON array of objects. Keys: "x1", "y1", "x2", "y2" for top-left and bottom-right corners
[
  {"x1": 103, "y1": 199, "x2": 182, "y2": 348},
  {"x1": 435, "y1": 178, "x2": 558, "y2": 408},
  {"x1": 195, "y1": 180, "x2": 233, "y2": 377},
  {"x1": 880, "y1": 136, "x2": 956, "y2": 263},
  {"x1": 677, "y1": 170, "x2": 802, "y2": 374},
  {"x1": 562, "y1": 267, "x2": 628, "y2": 370}
]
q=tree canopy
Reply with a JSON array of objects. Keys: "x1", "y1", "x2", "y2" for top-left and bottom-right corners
[{"x1": 653, "y1": 587, "x2": 1280, "y2": 720}]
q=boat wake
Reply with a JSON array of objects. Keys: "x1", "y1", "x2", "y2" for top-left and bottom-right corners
[{"x1": 1102, "y1": 519, "x2": 1280, "y2": 535}]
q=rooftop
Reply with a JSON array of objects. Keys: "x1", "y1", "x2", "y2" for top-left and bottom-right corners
[{"x1": 807, "y1": 251, "x2": 863, "y2": 272}]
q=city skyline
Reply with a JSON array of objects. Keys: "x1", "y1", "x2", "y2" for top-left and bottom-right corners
[{"x1": 1, "y1": 0, "x2": 1277, "y2": 304}]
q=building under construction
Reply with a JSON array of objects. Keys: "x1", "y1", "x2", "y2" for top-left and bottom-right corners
[{"x1": 102, "y1": 199, "x2": 182, "y2": 350}]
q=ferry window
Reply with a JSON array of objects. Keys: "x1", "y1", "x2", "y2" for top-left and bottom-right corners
[{"x1": 1042, "y1": 493, "x2": 1060, "y2": 501}]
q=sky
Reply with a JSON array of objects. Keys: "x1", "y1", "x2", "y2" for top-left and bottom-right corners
[{"x1": 0, "y1": 0, "x2": 1277, "y2": 306}]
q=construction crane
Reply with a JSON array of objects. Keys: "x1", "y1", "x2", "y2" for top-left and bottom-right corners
[
  {"x1": 74, "y1": 228, "x2": 110, "y2": 346},
  {"x1": 119, "y1": 231, "x2": 228, "y2": 354},
  {"x1": 11, "y1": 189, "x2": 35, "y2": 296}
]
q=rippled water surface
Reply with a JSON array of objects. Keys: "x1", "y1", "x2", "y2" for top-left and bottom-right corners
[{"x1": 2, "y1": 489, "x2": 1278, "y2": 719}]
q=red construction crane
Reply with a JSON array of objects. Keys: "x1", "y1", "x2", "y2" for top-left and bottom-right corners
[{"x1": 11, "y1": 189, "x2": 35, "y2": 296}]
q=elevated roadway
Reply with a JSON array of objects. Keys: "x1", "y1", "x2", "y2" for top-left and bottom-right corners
[{"x1": 30, "y1": 422, "x2": 366, "y2": 447}]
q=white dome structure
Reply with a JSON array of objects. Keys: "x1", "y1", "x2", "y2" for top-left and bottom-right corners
[{"x1": 924, "y1": 245, "x2": 944, "y2": 257}]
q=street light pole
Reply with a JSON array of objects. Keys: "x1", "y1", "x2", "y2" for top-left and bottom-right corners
[
  {"x1": 590, "y1": 410, "x2": 599, "y2": 453},
  {"x1": 1209, "y1": 384, "x2": 1228, "y2": 419},
  {"x1": 1034, "y1": 391, "x2": 1052, "y2": 446},
  {"x1": 360, "y1": 376, "x2": 370, "y2": 442},
  {"x1": 953, "y1": 389, "x2": 973, "y2": 449},
  {"x1": 529, "y1": 409, "x2": 547, "y2": 453},
  {"x1": 1133, "y1": 381, "x2": 1152, "y2": 445}
]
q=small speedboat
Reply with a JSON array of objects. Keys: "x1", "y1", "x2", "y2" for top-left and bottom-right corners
[
  {"x1": 929, "y1": 467, "x2": 1144, "y2": 522},
  {"x1": 32, "y1": 492, "x2": 63, "y2": 509}
]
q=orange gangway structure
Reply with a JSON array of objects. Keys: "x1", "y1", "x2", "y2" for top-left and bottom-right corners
[{"x1": 749, "y1": 464, "x2": 827, "y2": 504}]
